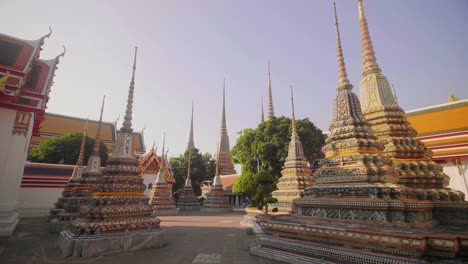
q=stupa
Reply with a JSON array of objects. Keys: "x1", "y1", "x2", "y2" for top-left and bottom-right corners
[
  {"x1": 201, "y1": 151, "x2": 233, "y2": 213},
  {"x1": 59, "y1": 47, "x2": 166, "y2": 257},
  {"x1": 213, "y1": 81, "x2": 237, "y2": 175},
  {"x1": 260, "y1": 97, "x2": 265, "y2": 123},
  {"x1": 177, "y1": 150, "x2": 201, "y2": 211},
  {"x1": 49, "y1": 119, "x2": 88, "y2": 227},
  {"x1": 187, "y1": 102, "x2": 195, "y2": 151},
  {"x1": 148, "y1": 134, "x2": 178, "y2": 215},
  {"x1": 250, "y1": 3, "x2": 468, "y2": 263},
  {"x1": 356, "y1": 0, "x2": 467, "y2": 220},
  {"x1": 270, "y1": 86, "x2": 313, "y2": 213},
  {"x1": 266, "y1": 62, "x2": 275, "y2": 119}
]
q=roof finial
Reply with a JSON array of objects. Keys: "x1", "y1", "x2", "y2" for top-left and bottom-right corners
[
  {"x1": 260, "y1": 96, "x2": 265, "y2": 123},
  {"x1": 267, "y1": 61, "x2": 275, "y2": 119},
  {"x1": 151, "y1": 140, "x2": 155, "y2": 151},
  {"x1": 92, "y1": 95, "x2": 105, "y2": 156},
  {"x1": 187, "y1": 100, "x2": 195, "y2": 150},
  {"x1": 160, "y1": 132, "x2": 166, "y2": 169},
  {"x1": 290, "y1": 85, "x2": 298, "y2": 138},
  {"x1": 357, "y1": 0, "x2": 381, "y2": 76},
  {"x1": 121, "y1": 46, "x2": 137, "y2": 132},
  {"x1": 221, "y1": 79, "x2": 227, "y2": 132},
  {"x1": 76, "y1": 119, "x2": 88, "y2": 166},
  {"x1": 392, "y1": 84, "x2": 398, "y2": 103},
  {"x1": 449, "y1": 87, "x2": 459, "y2": 102},
  {"x1": 333, "y1": 3, "x2": 352, "y2": 90}
]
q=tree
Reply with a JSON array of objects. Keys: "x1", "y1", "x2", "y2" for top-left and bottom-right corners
[
  {"x1": 170, "y1": 148, "x2": 216, "y2": 196},
  {"x1": 231, "y1": 116, "x2": 325, "y2": 206},
  {"x1": 29, "y1": 132, "x2": 109, "y2": 166}
]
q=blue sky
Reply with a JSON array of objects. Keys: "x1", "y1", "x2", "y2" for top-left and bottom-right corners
[{"x1": 1, "y1": 0, "x2": 467, "y2": 157}]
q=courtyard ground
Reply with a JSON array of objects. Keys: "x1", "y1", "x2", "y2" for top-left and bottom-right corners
[{"x1": 0, "y1": 208, "x2": 282, "y2": 264}]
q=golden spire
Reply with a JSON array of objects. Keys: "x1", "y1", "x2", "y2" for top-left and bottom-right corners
[
  {"x1": 92, "y1": 95, "x2": 105, "y2": 156},
  {"x1": 290, "y1": 85, "x2": 298, "y2": 139},
  {"x1": 187, "y1": 101, "x2": 195, "y2": 150},
  {"x1": 449, "y1": 87, "x2": 459, "y2": 102},
  {"x1": 260, "y1": 96, "x2": 265, "y2": 123},
  {"x1": 76, "y1": 119, "x2": 88, "y2": 166},
  {"x1": 267, "y1": 61, "x2": 275, "y2": 119},
  {"x1": 333, "y1": 3, "x2": 352, "y2": 90},
  {"x1": 358, "y1": 0, "x2": 381, "y2": 76},
  {"x1": 121, "y1": 46, "x2": 137, "y2": 133}
]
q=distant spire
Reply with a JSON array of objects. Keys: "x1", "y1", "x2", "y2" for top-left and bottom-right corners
[
  {"x1": 449, "y1": 87, "x2": 459, "y2": 102},
  {"x1": 92, "y1": 95, "x2": 105, "y2": 156},
  {"x1": 76, "y1": 119, "x2": 88, "y2": 166},
  {"x1": 187, "y1": 101, "x2": 195, "y2": 150},
  {"x1": 392, "y1": 84, "x2": 398, "y2": 103},
  {"x1": 121, "y1": 46, "x2": 137, "y2": 133},
  {"x1": 185, "y1": 150, "x2": 192, "y2": 186},
  {"x1": 267, "y1": 61, "x2": 275, "y2": 119},
  {"x1": 290, "y1": 85, "x2": 298, "y2": 139},
  {"x1": 260, "y1": 96, "x2": 265, "y2": 123},
  {"x1": 221, "y1": 79, "x2": 227, "y2": 133},
  {"x1": 333, "y1": 3, "x2": 352, "y2": 91},
  {"x1": 358, "y1": 0, "x2": 381, "y2": 76},
  {"x1": 161, "y1": 132, "x2": 166, "y2": 169}
]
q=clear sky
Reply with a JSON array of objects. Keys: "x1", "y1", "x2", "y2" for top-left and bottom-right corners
[{"x1": 1, "y1": 0, "x2": 467, "y2": 158}]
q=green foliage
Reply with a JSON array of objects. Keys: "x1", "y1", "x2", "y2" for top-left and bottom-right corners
[
  {"x1": 29, "y1": 132, "x2": 108, "y2": 166},
  {"x1": 231, "y1": 116, "x2": 325, "y2": 205},
  {"x1": 170, "y1": 148, "x2": 216, "y2": 196}
]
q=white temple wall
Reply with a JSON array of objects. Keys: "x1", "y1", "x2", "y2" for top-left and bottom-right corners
[
  {"x1": 0, "y1": 108, "x2": 33, "y2": 236},
  {"x1": 142, "y1": 172, "x2": 157, "y2": 196},
  {"x1": 442, "y1": 158, "x2": 468, "y2": 201},
  {"x1": 18, "y1": 188, "x2": 62, "y2": 218}
]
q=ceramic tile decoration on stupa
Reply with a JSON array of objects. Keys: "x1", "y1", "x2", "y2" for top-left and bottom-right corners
[
  {"x1": 49, "y1": 119, "x2": 88, "y2": 229},
  {"x1": 213, "y1": 80, "x2": 237, "y2": 175},
  {"x1": 58, "y1": 47, "x2": 166, "y2": 257},
  {"x1": 356, "y1": 0, "x2": 467, "y2": 221},
  {"x1": 201, "y1": 151, "x2": 233, "y2": 213},
  {"x1": 177, "y1": 150, "x2": 201, "y2": 211},
  {"x1": 49, "y1": 96, "x2": 106, "y2": 232},
  {"x1": 250, "y1": 3, "x2": 468, "y2": 263},
  {"x1": 270, "y1": 86, "x2": 313, "y2": 213},
  {"x1": 148, "y1": 135, "x2": 178, "y2": 215}
]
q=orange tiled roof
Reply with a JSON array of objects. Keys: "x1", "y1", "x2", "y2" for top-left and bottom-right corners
[{"x1": 406, "y1": 99, "x2": 468, "y2": 160}]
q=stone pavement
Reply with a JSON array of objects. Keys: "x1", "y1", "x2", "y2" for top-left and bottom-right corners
[{"x1": 0, "y1": 208, "x2": 282, "y2": 264}]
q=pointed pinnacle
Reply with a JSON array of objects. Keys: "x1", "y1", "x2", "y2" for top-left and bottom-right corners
[
  {"x1": 290, "y1": 85, "x2": 298, "y2": 138},
  {"x1": 160, "y1": 132, "x2": 166, "y2": 170},
  {"x1": 260, "y1": 96, "x2": 265, "y2": 123},
  {"x1": 220, "y1": 79, "x2": 227, "y2": 132},
  {"x1": 76, "y1": 119, "x2": 88, "y2": 166},
  {"x1": 358, "y1": 0, "x2": 381, "y2": 76},
  {"x1": 186, "y1": 150, "x2": 192, "y2": 181},
  {"x1": 92, "y1": 95, "x2": 105, "y2": 156},
  {"x1": 267, "y1": 61, "x2": 274, "y2": 119},
  {"x1": 333, "y1": 3, "x2": 352, "y2": 90},
  {"x1": 187, "y1": 101, "x2": 195, "y2": 150},
  {"x1": 121, "y1": 46, "x2": 137, "y2": 132}
]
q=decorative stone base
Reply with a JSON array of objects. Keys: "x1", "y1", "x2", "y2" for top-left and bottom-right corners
[
  {"x1": 58, "y1": 228, "x2": 167, "y2": 257},
  {"x1": 48, "y1": 218, "x2": 70, "y2": 233},
  {"x1": 200, "y1": 207, "x2": 233, "y2": 213},
  {"x1": 177, "y1": 205, "x2": 200, "y2": 211},
  {"x1": 154, "y1": 209, "x2": 179, "y2": 216}
]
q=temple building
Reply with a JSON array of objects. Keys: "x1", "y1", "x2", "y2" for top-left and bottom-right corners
[
  {"x1": 251, "y1": 2, "x2": 468, "y2": 263},
  {"x1": 59, "y1": 47, "x2": 166, "y2": 257},
  {"x1": 213, "y1": 81, "x2": 237, "y2": 175},
  {"x1": 29, "y1": 112, "x2": 146, "y2": 154},
  {"x1": 271, "y1": 86, "x2": 313, "y2": 213},
  {"x1": 139, "y1": 144, "x2": 175, "y2": 196},
  {"x1": 0, "y1": 29, "x2": 64, "y2": 236}
]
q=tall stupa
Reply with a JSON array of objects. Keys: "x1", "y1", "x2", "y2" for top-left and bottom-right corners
[
  {"x1": 266, "y1": 62, "x2": 275, "y2": 119},
  {"x1": 149, "y1": 134, "x2": 178, "y2": 215},
  {"x1": 356, "y1": 0, "x2": 464, "y2": 202},
  {"x1": 251, "y1": 3, "x2": 468, "y2": 262},
  {"x1": 187, "y1": 101, "x2": 195, "y2": 151},
  {"x1": 213, "y1": 80, "x2": 236, "y2": 175},
  {"x1": 59, "y1": 47, "x2": 166, "y2": 257},
  {"x1": 177, "y1": 149, "x2": 201, "y2": 211},
  {"x1": 201, "y1": 150, "x2": 233, "y2": 213},
  {"x1": 271, "y1": 86, "x2": 313, "y2": 213},
  {"x1": 49, "y1": 119, "x2": 88, "y2": 226}
]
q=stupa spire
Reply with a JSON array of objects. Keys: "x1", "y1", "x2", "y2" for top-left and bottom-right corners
[
  {"x1": 358, "y1": 0, "x2": 381, "y2": 75},
  {"x1": 449, "y1": 87, "x2": 459, "y2": 102},
  {"x1": 121, "y1": 46, "x2": 137, "y2": 133},
  {"x1": 92, "y1": 95, "x2": 105, "y2": 156},
  {"x1": 267, "y1": 61, "x2": 275, "y2": 119},
  {"x1": 187, "y1": 101, "x2": 195, "y2": 150},
  {"x1": 333, "y1": 2, "x2": 352, "y2": 90},
  {"x1": 290, "y1": 85, "x2": 298, "y2": 139},
  {"x1": 221, "y1": 79, "x2": 227, "y2": 133},
  {"x1": 260, "y1": 97, "x2": 265, "y2": 123},
  {"x1": 185, "y1": 150, "x2": 192, "y2": 187},
  {"x1": 76, "y1": 119, "x2": 88, "y2": 166}
]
